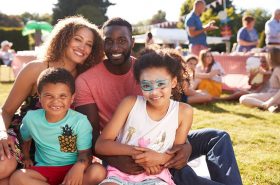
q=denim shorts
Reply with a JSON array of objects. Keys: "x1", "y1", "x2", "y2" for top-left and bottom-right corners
[{"x1": 99, "y1": 176, "x2": 168, "y2": 185}]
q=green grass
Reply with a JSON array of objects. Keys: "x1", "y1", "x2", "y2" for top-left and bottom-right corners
[
  {"x1": 0, "y1": 82, "x2": 13, "y2": 106},
  {"x1": 0, "y1": 82, "x2": 279, "y2": 185}
]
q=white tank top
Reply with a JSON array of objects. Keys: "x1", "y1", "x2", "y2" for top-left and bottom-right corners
[{"x1": 117, "y1": 96, "x2": 179, "y2": 153}]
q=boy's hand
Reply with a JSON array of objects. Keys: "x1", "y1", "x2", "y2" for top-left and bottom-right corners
[
  {"x1": 133, "y1": 147, "x2": 171, "y2": 167},
  {"x1": 62, "y1": 163, "x2": 85, "y2": 185},
  {"x1": 23, "y1": 158, "x2": 33, "y2": 168}
]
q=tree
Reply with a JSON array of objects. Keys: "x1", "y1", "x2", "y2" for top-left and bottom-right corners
[
  {"x1": 150, "y1": 10, "x2": 167, "y2": 24},
  {"x1": 0, "y1": 13, "x2": 23, "y2": 27},
  {"x1": 52, "y1": 0, "x2": 114, "y2": 25}
]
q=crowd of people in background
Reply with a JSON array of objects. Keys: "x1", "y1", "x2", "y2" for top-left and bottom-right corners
[{"x1": 0, "y1": 0, "x2": 279, "y2": 184}]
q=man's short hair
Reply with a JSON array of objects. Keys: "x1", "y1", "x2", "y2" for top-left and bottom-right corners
[{"x1": 102, "y1": 17, "x2": 132, "y2": 34}]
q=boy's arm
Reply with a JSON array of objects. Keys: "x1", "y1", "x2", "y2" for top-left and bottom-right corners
[
  {"x1": 22, "y1": 140, "x2": 34, "y2": 168},
  {"x1": 62, "y1": 149, "x2": 91, "y2": 185}
]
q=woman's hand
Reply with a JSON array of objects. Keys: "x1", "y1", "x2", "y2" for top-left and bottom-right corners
[{"x1": 0, "y1": 132, "x2": 16, "y2": 160}]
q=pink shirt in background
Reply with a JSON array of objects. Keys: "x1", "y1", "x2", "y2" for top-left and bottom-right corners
[{"x1": 74, "y1": 57, "x2": 142, "y2": 130}]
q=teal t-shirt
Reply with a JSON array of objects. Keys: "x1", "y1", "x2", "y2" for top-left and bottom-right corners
[{"x1": 20, "y1": 109, "x2": 92, "y2": 166}]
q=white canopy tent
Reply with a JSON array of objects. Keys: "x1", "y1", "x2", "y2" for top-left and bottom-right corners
[{"x1": 133, "y1": 27, "x2": 225, "y2": 45}]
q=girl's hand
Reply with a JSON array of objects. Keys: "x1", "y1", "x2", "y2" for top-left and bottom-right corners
[
  {"x1": 0, "y1": 133, "x2": 16, "y2": 160},
  {"x1": 23, "y1": 158, "x2": 33, "y2": 168},
  {"x1": 144, "y1": 165, "x2": 163, "y2": 175},
  {"x1": 62, "y1": 163, "x2": 84, "y2": 185},
  {"x1": 132, "y1": 147, "x2": 167, "y2": 167}
]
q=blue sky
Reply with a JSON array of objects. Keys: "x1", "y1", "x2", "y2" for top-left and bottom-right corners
[{"x1": 0, "y1": 0, "x2": 278, "y2": 24}]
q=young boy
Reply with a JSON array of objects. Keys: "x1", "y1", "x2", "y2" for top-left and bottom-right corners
[{"x1": 9, "y1": 68, "x2": 106, "y2": 185}]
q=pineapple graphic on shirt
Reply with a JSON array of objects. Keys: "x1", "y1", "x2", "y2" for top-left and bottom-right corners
[{"x1": 58, "y1": 124, "x2": 77, "y2": 152}]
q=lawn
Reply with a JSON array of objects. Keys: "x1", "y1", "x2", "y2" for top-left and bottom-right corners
[{"x1": 0, "y1": 82, "x2": 279, "y2": 185}]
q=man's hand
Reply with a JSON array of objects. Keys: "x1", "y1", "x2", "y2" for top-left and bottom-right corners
[
  {"x1": 106, "y1": 155, "x2": 144, "y2": 175},
  {"x1": 164, "y1": 143, "x2": 192, "y2": 169},
  {"x1": 0, "y1": 133, "x2": 16, "y2": 160},
  {"x1": 62, "y1": 163, "x2": 85, "y2": 185},
  {"x1": 204, "y1": 20, "x2": 218, "y2": 32}
]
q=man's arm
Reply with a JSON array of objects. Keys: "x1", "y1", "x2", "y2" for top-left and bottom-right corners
[
  {"x1": 75, "y1": 103, "x2": 100, "y2": 154},
  {"x1": 187, "y1": 21, "x2": 217, "y2": 37}
]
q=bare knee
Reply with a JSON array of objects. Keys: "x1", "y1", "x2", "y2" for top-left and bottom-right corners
[
  {"x1": 84, "y1": 163, "x2": 106, "y2": 185},
  {"x1": 9, "y1": 170, "x2": 25, "y2": 185},
  {"x1": 0, "y1": 157, "x2": 17, "y2": 179}
]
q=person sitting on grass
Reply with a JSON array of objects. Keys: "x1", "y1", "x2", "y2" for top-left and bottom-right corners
[
  {"x1": 9, "y1": 68, "x2": 106, "y2": 185},
  {"x1": 240, "y1": 47, "x2": 280, "y2": 112},
  {"x1": 181, "y1": 54, "x2": 213, "y2": 104}
]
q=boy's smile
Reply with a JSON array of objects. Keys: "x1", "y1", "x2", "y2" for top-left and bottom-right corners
[{"x1": 39, "y1": 83, "x2": 74, "y2": 123}]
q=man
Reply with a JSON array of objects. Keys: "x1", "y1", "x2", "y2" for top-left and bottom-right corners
[
  {"x1": 265, "y1": 9, "x2": 280, "y2": 46},
  {"x1": 185, "y1": 0, "x2": 217, "y2": 56},
  {"x1": 75, "y1": 17, "x2": 242, "y2": 185}
]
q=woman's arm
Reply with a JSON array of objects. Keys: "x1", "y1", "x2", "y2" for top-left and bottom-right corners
[
  {"x1": 238, "y1": 39, "x2": 258, "y2": 46},
  {"x1": 95, "y1": 96, "x2": 139, "y2": 156},
  {"x1": 1, "y1": 61, "x2": 44, "y2": 128}
]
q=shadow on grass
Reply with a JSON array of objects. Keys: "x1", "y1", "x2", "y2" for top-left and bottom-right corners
[{"x1": 193, "y1": 102, "x2": 265, "y2": 120}]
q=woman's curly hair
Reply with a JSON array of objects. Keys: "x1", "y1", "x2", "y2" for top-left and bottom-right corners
[{"x1": 41, "y1": 16, "x2": 104, "y2": 74}]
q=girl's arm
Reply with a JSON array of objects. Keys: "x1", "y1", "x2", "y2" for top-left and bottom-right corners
[
  {"x1": 134, "y1": 103, "x2": 193, "y2": 168},
  {"x1": 95, "y1": 96, "x2": 140, "y2": 156},
  {"x1": 164, "y1": 103, "x2": 193, "y2": 169},
  {"x1": 173, "y1": 103, "x2": 193, "y2": 146}
]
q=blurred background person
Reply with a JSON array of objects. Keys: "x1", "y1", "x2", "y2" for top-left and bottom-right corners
[
  {"x1": 236, "y1": 15, "x2": 258, "y2": 52},
  {"x1": 185, "y1": 0, "x2": 218, "y2": 56},
  {"x1": 0, "y1": 40, "x2": 15, "y2": 66},
  {"x1": 265, "y1": 9, "x2": 280, "y2": 46},
  {"x1": 240, "y1": 47, "x2": 280, "y2": 112},
  {"x1": 145, "y1": 32, "x2": 154, "y2": 47}
]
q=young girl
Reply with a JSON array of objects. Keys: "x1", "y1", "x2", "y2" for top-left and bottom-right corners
[
  {"x1": 194, "y1": 49, "x2": 225, "y2": 97},
  {"x1": 181, "y1": 55, "x2": 213, "y2": 104},
  {"x1": 95, "y1": 49, "x2": 193, "y2": 185},
  {"x1": 240, "y1": 47, "x2": 280, "y2": 112}
]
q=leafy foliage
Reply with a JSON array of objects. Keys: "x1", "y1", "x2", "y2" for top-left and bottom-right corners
[{"x1": 52, "y1": 0, "x2": 114, "y2": 25}]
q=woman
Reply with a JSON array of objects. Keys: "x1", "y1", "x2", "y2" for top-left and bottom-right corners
[
  {"x1": 236, "y1": 15, "x2": 259, "y2": 52},
  {"x1": 0, "y1": 16, "x2": 104, "y2": 184},
  {"x1": 240, "y1": 47, "x2": 280, "y2": 112},
  {"x1": 181, "y1": 54, "x2": 213, "y2": 104},
  {"x1": 194, "y1": 49, "x2": 225, "y2": 97}
]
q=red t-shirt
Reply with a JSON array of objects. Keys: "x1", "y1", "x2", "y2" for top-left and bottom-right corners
[{"x1": 75, "y1": 57, "x2": 142, "y2": 130}]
